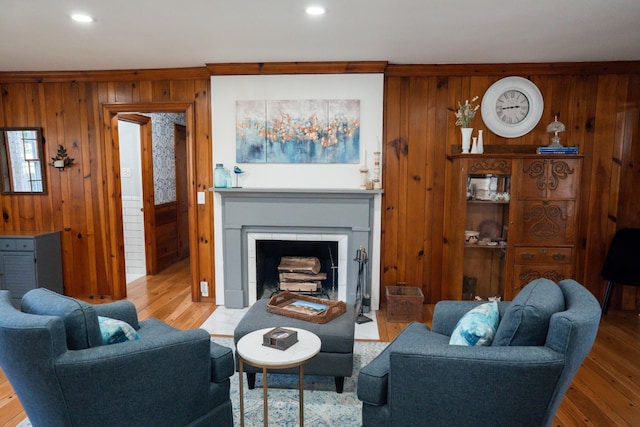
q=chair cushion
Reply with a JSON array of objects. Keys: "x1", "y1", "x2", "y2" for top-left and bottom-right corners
[
  {"x1": 21, "y1": 288, "x2": 103, "y2": 350},
  {"x1": 449, "y1": 301, "x2": 499, "y2": 346},
  {"x1": 493, "y1": 278, "x2": 565, "y2": 346},
  {"x1": 97, "y1": 316, "x2": 140, "y2": 344}
]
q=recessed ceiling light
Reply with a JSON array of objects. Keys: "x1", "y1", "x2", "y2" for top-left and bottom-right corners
[
  {"x1": 71, "y1": 13, "x2": 94, "y2": 23},
  {"x1": 305, "y1": 6, "x2": 326, "y2": 16}
]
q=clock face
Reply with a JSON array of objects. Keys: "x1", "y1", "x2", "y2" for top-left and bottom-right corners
[
  {"x1": 481, "y1": 77, "x2": 543, "y2": 138},
  {"x1": 496, "y1": 90, "x2": 530, "y2": 124}
]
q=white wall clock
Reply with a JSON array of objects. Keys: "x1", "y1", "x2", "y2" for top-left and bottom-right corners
[{"x1": 481, "y1": 76, "x2": 543, "y2": 138}]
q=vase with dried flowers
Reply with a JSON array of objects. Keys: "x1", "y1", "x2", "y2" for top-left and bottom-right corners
[{"x1": 450, "y1": 96, "x2": 480, "y2": 154}]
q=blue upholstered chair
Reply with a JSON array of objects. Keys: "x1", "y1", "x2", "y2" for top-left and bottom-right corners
[
  {"x1": 0, "y1": 288, "x2": 234, "y2": 427},
  {"x1": 357, "y1": 279, "x2": 601, "y2": 427}
]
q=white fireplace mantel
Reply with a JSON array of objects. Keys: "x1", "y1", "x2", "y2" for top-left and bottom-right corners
[{"x1": 212, "y1": 188, "x2": 383, "y2": 309}]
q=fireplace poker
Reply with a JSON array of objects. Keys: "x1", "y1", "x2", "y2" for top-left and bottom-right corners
[{"x1": 354, "y1": 246, "x2": 373, "y2": 324}]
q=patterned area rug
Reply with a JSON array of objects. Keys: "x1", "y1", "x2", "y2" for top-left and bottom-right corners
[
  {"x1": 18, "y1": 338, "x2": 388, "y2": 427},
  {"x1": 219, "y1": 337, "x2": 388, "y2": 426}
]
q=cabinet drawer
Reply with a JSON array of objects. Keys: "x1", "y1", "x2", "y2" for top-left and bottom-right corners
[
  {"x1": 13, "y1": 239, "x2": 35, "y2": 251},
  {"x1": 515, "y1": 247, "x2": 572, "y2": 264},
  {"x1": 0, "y1": 239, "x2": 16, "y2": 250},
  {"x1": 0, "y1": 239, "x2": 34, "y2": 251},
  {"x1": 513, "y1": 263, "x2": 573, "y2": 295}
]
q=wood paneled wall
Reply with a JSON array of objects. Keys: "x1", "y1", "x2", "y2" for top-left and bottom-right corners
[
  {"x1": 0, "y1": 69, "x2": 214, "y2": 302},
  {"x1": 1, "y1": 62, "x2": 639, "y2": 310},
  {"x1": 382, "y1": 63, "x2": 640, "y2": 309}
]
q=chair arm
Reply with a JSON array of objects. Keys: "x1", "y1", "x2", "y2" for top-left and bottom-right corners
[
  {"x1": 53, "y1": 328, "x2": 227, "y2": 426},
  {"x1": 386, "y1": 344, "x2": 565, "y2": 427},
  {"x1": 93, "y1": 300, "x2": 140, "y2": 330},
  {"x1": 210, "y1": 339, "x2": 235, "y2": 383}
]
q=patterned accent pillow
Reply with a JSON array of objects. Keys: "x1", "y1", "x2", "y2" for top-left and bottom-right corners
[
  {"x1": 97, "y1": 316, "x2": 140, "y2": 345},
  {"x1": 449, "y1": 302, "x2": 499, "y2": 346}
]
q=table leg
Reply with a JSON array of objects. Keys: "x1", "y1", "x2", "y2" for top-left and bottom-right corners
[
  {"x1": 239, "y1": 357, "x2": 245, "y2": 427},
  {"x1": 263, "y1": 367, "x2": 268, "y2": 427},
  {"x1": 299, "y1": 364, "x2": 305, "y2": 427}
]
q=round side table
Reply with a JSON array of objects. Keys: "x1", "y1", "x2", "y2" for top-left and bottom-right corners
[{"x1": 236, "y1": 327, "x2": 321, "y2": 427}]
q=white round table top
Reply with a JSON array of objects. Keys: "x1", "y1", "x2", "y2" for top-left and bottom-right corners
[{"x1": 236, "y1": 327, "x2": 321, "y2": 368}]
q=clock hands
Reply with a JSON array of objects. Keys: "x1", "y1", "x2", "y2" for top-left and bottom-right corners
[{"x1": 498, "y1": 105, "x2": 522, "y2": 110}]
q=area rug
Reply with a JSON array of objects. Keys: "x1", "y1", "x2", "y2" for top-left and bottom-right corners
[
  {"x1": 17, "y1": 337, "x2": 388, "y2": 427},
  {"x1": 219, "y1": 337, "x2": 388, "y2": 426},
  {"x1": 201, "y1": 306, "x2": 380, "y2": 340}
]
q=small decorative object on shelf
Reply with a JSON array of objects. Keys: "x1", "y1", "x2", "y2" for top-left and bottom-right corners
[
  {"x1": 477, "y1": 130, "x2": 484, "y2": 154},
  {"x1": 233, "y1": 165, "x2": 245, "y2": 188},
  {"x1": 470, "y1": 136, "x2": 479, "y2": 154},
  {"x1": 214, "y1": 164, "x2": 231, "y2": 188},
  {"x1": 450, "y1": 96, "x2": 480, "y2": 154},
  {"x1": 546, "y1": 115, "x2": 566, "y2": 148},
  {"x1": 49, "y1": 145, "x2": 74, "y2": 170},
  {"x1": 262, "y1": 327, "x2": 298, "y2": 351},
  {"x1": 372, "y1": 151, "x2": 382, "y2": 189},
  {"x1": 359, "y1": 165, "x2": 369, "y2": 189}
]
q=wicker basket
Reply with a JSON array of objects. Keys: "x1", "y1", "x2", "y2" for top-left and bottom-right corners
[{"x1": 267, "y1": 291, "x2": 346, "y2": 324}]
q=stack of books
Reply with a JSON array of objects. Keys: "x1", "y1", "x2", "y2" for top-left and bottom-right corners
[{"x1": 536, "y1": 146, "x2": 579, "y2": 154}]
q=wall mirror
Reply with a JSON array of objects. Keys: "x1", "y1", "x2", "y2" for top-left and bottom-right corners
[{"x1": 0, "y1": 127, "x2": 46, "y2": 194}]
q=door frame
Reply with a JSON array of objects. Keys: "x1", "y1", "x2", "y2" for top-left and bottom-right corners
[{"x1": 102, "y1": 102, "x2": 196, "y2": 300}]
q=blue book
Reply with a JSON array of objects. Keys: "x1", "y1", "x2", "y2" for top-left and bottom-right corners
[{"x1": 537, "y1": 146, "x2": 578, "y2": 154}]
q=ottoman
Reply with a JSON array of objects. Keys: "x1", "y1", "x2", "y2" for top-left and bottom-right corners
[{"x1": 233, "y1": 297, "x2": 355, "y2": 393}]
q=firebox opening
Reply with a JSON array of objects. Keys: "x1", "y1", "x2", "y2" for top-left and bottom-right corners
[{"x1": 256, "y1": 240, "x2": 339, "y2": 300}]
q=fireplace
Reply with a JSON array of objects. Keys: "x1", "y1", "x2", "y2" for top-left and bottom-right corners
[
  {"x1": 254, "y1": 239, "x2": 341, "y2": 300},
  {"x1": 213, "y1": 188, "x2": 382, "y2": 309}
]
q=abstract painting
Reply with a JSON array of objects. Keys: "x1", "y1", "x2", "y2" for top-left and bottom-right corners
[{"x1": 236, "y1": 99, "x2": 360, "y2": 163}]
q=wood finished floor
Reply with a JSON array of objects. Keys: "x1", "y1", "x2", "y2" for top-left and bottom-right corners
[{"x1": 1, "y1": 258, "x2": 639, "y2": 426}]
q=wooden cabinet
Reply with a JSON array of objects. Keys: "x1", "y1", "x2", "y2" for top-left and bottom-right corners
[
  {"x1": 444, "y1": 147, "x2": 581, "y2": 301},
  {"x1": 511, "y1": 158, "x2": 581, "y2": 296},
  {"x1": 0, "y1": 231, "x2": 63, "y2": 307}
]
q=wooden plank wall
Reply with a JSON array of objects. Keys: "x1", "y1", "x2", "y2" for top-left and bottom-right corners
[
  {"x1": 0, "y1": 63, "x2": 639, "y2": 310},
  {"x1": 382, "y1": 63, "x2": 640, "y2": 309},
  {"x1": 0, "y1": 69, "x2": 214, "y2": 302}
]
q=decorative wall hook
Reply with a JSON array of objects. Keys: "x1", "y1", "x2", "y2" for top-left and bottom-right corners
[{"x1": 49, "y1": 145, "x2": 74, "y2": 170}]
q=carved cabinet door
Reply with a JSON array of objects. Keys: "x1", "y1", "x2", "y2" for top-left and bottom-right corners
[
  {"x1": 514, "y1": 200, "x2": 577, "y2": 245},
  {"x1": 517, "y1": 159, "x2": 580, "y2": 200}
]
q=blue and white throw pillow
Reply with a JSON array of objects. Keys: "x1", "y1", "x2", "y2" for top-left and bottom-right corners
[
  {"x1": 97, "y1": 316, "x2": 140, "y2": 345},
  {"x1": 449, "y1": 302, "x2": 499, "y2": 346}
]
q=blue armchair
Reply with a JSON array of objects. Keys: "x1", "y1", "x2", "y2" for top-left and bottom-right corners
[
  {"x1": 0, "y1": 288, "x2": 234, "y2": 427},
  {"x1": 357, "y1": 279, "x2": 601, "y2": 427}
]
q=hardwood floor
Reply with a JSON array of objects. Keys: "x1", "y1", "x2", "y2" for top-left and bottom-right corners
[{"x1": 1, "y1": 258, "x2": 639, "y2": 426}]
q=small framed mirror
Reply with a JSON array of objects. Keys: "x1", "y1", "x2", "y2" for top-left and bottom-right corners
[{"x1": 0, "y1": 127, "x2": 47, "y2": 194}]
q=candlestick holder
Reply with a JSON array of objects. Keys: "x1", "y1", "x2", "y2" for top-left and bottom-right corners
[
  {"x1": 372, "y1": 151, "x2": 381, "y2": 190},
  {"x1": 359, "y1": 166, "x2": 369, "y2": 189}
]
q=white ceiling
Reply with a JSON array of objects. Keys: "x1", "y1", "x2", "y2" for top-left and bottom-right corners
[{"x1": 1, "y1": 0, "x2": 640, "y2": 72}]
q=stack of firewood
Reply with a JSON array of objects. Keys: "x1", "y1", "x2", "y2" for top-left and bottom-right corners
[{"x1": 277, "y1": 256, "x2": 327, "y2": 292}]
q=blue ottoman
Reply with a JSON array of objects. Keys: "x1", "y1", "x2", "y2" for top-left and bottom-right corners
[{"x1": 233, "y1": 297, "x2": 355, "y2": 393}]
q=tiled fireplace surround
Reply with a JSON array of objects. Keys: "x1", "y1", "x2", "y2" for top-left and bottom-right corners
[{"x1": 214, "y1": 188, "x2": 382, "y2": 309}]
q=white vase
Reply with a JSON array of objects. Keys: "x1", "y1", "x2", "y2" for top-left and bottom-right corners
[
  {"x1": 477, "y1": 130, "x2": 484, "y2": 154},
  {"x1": 461, "y1": 128, "x2": 473, "y2": 154},
  {"x1": 471, "y1": 137, "x2": 479, "y2": 154}
]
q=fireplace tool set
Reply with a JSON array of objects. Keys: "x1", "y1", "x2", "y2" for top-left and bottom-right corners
[{"x1": 354, "y1": 245, "x2": 373, "y2": 324}]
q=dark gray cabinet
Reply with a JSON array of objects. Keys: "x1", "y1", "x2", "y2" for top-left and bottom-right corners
[{"x1": 0, "y1": 231, "x2": 63, "y2": 307}]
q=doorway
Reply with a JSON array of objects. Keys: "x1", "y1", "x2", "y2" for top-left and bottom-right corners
[
  {"x1": 117, "y1": 113, "x2": 190, "y2": 283},
  {"x1": 105, "y1": 102, "x2": 196, "y2": 300}
]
